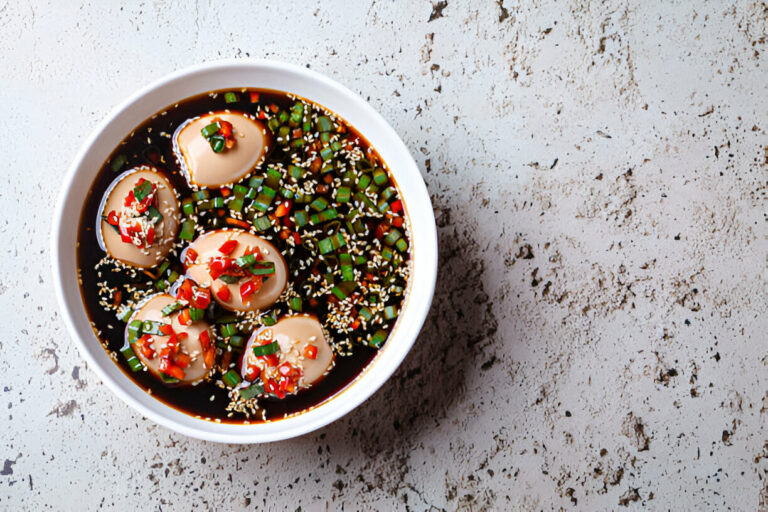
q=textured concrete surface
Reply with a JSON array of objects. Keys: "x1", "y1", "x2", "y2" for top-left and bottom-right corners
[{"x1": 1, "y1": 0, "x2": 766, "y2": 510}]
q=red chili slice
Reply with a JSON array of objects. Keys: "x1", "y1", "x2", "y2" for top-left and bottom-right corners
[
  {"x1": 192, "y1": 288, "x2": 211, "y2": 309},
  {"x1": 218, "y1": 120, "x2": 233, "y2": 138},
  {"x1": 218, "y1": 240, "x2": 238, "y2": 255},
  {"x1": 177, "y1": 308, "x2": 191, "y2": 326},
  {"x1": 239, "y1": 277, "x2": 263, "y2": 302},
  {"x1": 183, "y1": 248, "x2": 198, "y2": 268},
  {"x1": 106, "y1": 210, "x2": 119, "y2": 226},
  {"x1": 146, "y1": 226, "x2": 155, "y2": 246},
  {"x1": 177, "y1": 279, "x2": 193, "y2": 301},
  {"x1": 215, "y1": 284, "x2": 231, "y2": 302},
  {"x1": 208, "y1": 257, "x2": 232, "y2": 280},
  {"x1": 275, "y1": 200, "x2": 292, "y2": 217},
  {"x1": 304, "y1": 345, "x2": 318, "y2": 360}
]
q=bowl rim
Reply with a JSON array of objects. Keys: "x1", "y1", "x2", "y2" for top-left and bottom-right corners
[{"x1": 51, "y1": 59, "x2": 438, "y2": 443}]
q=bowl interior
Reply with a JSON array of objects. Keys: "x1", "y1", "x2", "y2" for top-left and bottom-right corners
[{"x1": 52, "y1": 60, "x2": 437, "y2": 443}]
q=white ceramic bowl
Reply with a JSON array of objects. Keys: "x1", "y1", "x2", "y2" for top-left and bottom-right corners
[{"x1": 51, "y1": 60, "x2": 438, "y2": 443}]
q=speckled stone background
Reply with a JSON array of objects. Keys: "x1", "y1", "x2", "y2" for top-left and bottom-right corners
[{"x1": 1, "y1": 0, "x2": 766, "y2": 510}]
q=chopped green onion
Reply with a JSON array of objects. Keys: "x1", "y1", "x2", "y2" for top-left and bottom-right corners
[
  {"x1": 310, "y1": 196, "x2": 329, "y2": 212},
  {"x1": 330, "y1": 232, "x2": 346, "y2": 250},
  {"x1": 224, "y1": 92, "x2": 239, "y2": 103},
  {"x1": 252, "y1": 215, "x2": 272, "y2": 231},
  {"x1": 317, "y1": 116, "x2": 333, "y2": 132},
  {"x1": 320, "y1": 146, "x2": 334, "y2": 161},
  {"x1": 120, "y1": 346, "x2": 143, "y2": 371},
  {"x1": 263, "y1": 311, "x2": 277, "y2": 326},
  {"x1": 289, "y1": 165, "x2": 304, "y2": 180},
  {"x1": 252, "y1": 194, "x2": 273, "y2": 213},
  {"x1": 127, "y1": 320, "x2": 143, "y2": 343},
  {"x1": 117, "y1": 306, "x2": 133, "y2": 322},
  {"x1": 211, "y1": 135, "x2": 225, "y2": 153},
  {"x1": 133, "y1": 180, "x2": 153, "y2": 201},
  {"x1": 179, "y1": 219, "x2": 196, "y2": 240},
  {"x1": 146, "y1": 205, "x2": 163, "y2": 223},
  {"x1": 161, "y1": 301, "x2": 183, "y2": 316},
  {"x1": 221, "y1": 323, "x2": 238, "y2": 337},
  {"x1": 384, "y1": 229, "x2": 402, "y2": 246},
  {"x1": 160, "y1": 373, "x2": 180, "y2": 384},
  {"x1": 218, "y1": 274, "x2": 240, "y2": 284},
  {"x1": 182, "y1": 198, "x2": 195, "y2": 216},
  {"x1": 369, "y1": 329, "x2": 388, "y2": 348},
  {"x1": 248, "y1": 176, "x2": 264, "y2": 188},
  {"x1": 310, "y1": 208, "x2": 338, "y2": 224},
  {"x1": 141, "y1": 320, "x2": 165, "y2": 335},
  {"x1": 395, "y1": 237, "x2": 408, "y2": 252},
  {"x1": 222, "y1": 369, "x2": 242, "y2": 387},
  {"x1": 372, "y1": 168, "x2": 388, "y2": 185},
  {"x1": 188, "y1": 307, "x2": 205, "y2": 321},
  {"x1": 357, "y1": 174, "x2": 372, "y2": 190},
  {"x1": 201, "y1": 123, "x2": 220, "y2": 137},
  {"x1": 381, "y1": 246, "x2": 394, "y2": 261},
  {"x1": 228, "y1": 198, "x2": 244, "y2": 212},
  {"x1": 212, "y1": 197, "x2": 224, "y2": 208},
  {"x1": 336, "y1": 186, "x2": 351, "y2": 203},
  {"x1": 249, "y1": 261, "x2": 276, "y2": 276},
  {"x1": 252, "y1": 341, "x2": 280, "y2": 356},
  {"x1": 233, "y1": 184, "x2": 249, "y2": 197},
  {"x1": 384, "y1": 305, "x2": 398, "y2": 319},
  {"x1": 359, "y1": 307, "x2": 374, "y2": 322},
  {"x1": 318, "y1": 237, "x2": 334, "y2": 255},
  {"x1": 235, "y1": 254, "x2": 256, "y2": 268},
  {"x1": 111, "y1": 154, "x2": 127, "y2": 172},
  {"x1": 193, "y1": 190, "x2": 210, "y2": 201},
  {"x1": 265, "y1": 168, "x2": 282, "y2": 188},
  {"x1": 288, "y1": 297, "x2": 302, "y2": 312},
  {"x1": 239, "y1": 383, "x2": 264, "y2": 400},
  {"x1": 294, "y1": 210, "x2": 309, "y2": 227}
]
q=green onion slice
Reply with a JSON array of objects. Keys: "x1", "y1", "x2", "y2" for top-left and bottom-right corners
[{"x1": 252, "y1": 341, "x2": 280, "y2": 357}]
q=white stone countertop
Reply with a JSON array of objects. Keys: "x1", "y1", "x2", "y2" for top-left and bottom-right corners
[{"x1": 1, "y1": 1, "x2": 766, "y2": 510}]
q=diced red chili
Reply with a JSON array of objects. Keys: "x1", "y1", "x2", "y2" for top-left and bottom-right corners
[
  {"x1": 177, "y1": 279, "x2": 193, "y2": 301},
  {"x1": 159, "y1": 324, "x2": 174, "y2": 336},
  {"x1": 106, "y1": 210, "x2": 119, "y2": 225},
  {"x1": 225, "y1": 138, "x2": 236, "y2": 149},
  {"x1": 184, "y1": 248, "x2": 198, "y2": 268},
  {"x1": 146, "y1": 226, "x2": 155, "y2": 246},
  {"x1": 177, "y1": 308, "x2": 191, "y2": 326},
  {"x1": 175, "y1": 352, "x2": 191, "y2": 368},
  {"x1": 218, "y1": 239, "x2": 238, "y2": 255},
  {"x1": 304, "y1": 345, "x2": 318, "y2": 359},
  {"x1": 159, "y1": 358, "x2": 185, "y2": 380},
  {"x1": 392, "y1": 217, "x2": 404, "y2": 228},
  {"x1": 292, "y1": 232, "x2": 301, "y2": 245},
  {"x1": 219, "y1": 120, "x2": 233, "y2": 137},
  {"x1": 208, "y1": 257, "x2": 232, "y2": 280},
  {"x1": 220, "y1": 186, "x2": 232, "y2": 198},
  {"x1": 390, "y1": 200, "x2": 403, "y2": 213},
  {"x1": 275, "y1": 200, "x2": 292, "y2": 217},
  {"x1": 250, "y1": 92, "x2": 260, "y2": 103},
  {"x1": 375, "y1": 223, "x2": 387, "y2": 240},
  {"x1": 239, "y1": 279, "x2": 261, "y2": 301},
  {"x1": 192, "y1": 288, "x2": 211, "y2": 309},
  {"x1": 199, "y1": 329, "x2": 211, "y2": 350},
  {"x1": 215, "y1": 284, "x2": 231, "y2": 302}
]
